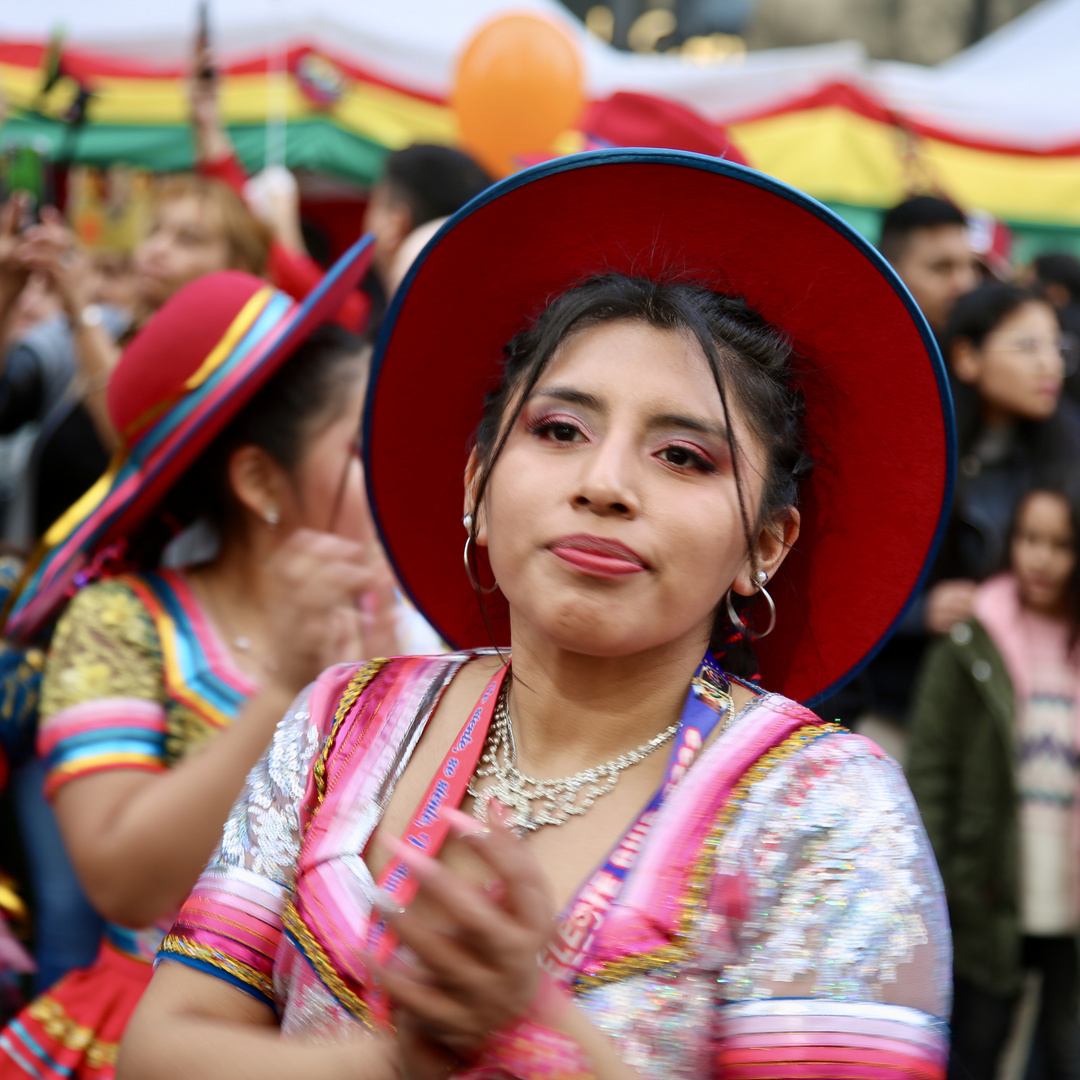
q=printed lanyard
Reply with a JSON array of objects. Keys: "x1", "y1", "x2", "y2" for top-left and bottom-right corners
[
  {"x1": 541, "y1": 655, "x2": 730, "y2": 984},
  {"x1": 369, "y1": 655, "x2": 728, "y2": 978},
  {"x1": 368, "y1": 662, "x2": 509, "y2": 964}
]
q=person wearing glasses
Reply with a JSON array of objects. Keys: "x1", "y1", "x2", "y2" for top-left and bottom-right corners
[{"x1": 928, "y1": 282, "x2": 1080, "y2": 637}]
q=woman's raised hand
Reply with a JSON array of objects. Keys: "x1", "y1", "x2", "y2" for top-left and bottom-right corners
[
  {"x1": 0, "y1": 194, "x2": 31, "y2": 301},
  {"x1": 15, "y1": 207, "x2": 89, "y2": 320},
  {"x1": 261, "y1": 528, "x2": 378, "y2": 695},
  {"x1": 375, "y1": 804, "x2": 557, "y2": 1063}
]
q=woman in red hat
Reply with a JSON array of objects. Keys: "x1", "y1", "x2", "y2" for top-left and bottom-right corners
[
  {"x1": 0, "y1": 237, "x2": 436, "y2": 1079},
  {"x1": 124, "y1": 151, "x2": 954, "y2": 1078}
]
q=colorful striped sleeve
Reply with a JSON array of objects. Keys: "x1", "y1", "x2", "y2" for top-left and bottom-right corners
[
  {"x1": 36, "y1": 577, "x2": 170, "y2": 798},
  {"x1": 160, "y1": 865, "x2": 285, "y2": 1008},
  {"x1": 716, "y1": 1000, "x2": 949, "y2": 1079},
  {"x1": 38, "y1": 697, "x2": 169, "y2": 798}
]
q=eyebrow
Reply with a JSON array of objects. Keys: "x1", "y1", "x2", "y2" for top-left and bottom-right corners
[{"x1": 531, "y1": 385, "x2": 730, "y2": 441}]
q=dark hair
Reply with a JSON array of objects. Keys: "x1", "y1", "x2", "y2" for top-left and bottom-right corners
[
  {"x1": 133, "y1": 324, "x2": 366, "y2": 562},
  {"x1": 1009, "y1": 480, "x2": 1080, "y2": 654},
  {"x1": 942, "y1": 283, "x2": 1061, "y2": 455},
  {"x1": 467, "y1": 273, "x2": 812, "y2": 670},
  {"x1": 1033, "y1": 253, "x2": 1080, "y2": 305},
  {"x1": 382, "y1": 144, "x2": 493, "y2": 228},
  {"x1": 879, "y1": 195, "x2": 967, "y2": 265}
]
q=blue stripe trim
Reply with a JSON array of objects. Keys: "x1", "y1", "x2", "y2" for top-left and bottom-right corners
[
  {"x1": 155, "y1": 953, "x2": 277, "y2": 1012},
  {"x1": 0, "y1": 1029, "x2": 46, "y2": 1078},
  {"x1": 364, "y1": 148, "x2": 957, "y2": 707},
  {"x1": 0, "y1": 1020, "x2": 73, "y2": 1078},
  {"x1": 46, "y1": 731, "x2": 167, "y2": 772},
  {"x1": 140, "y1": 572, "x2": 248, "y2": 717}
]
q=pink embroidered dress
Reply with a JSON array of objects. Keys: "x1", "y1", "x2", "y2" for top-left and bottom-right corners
[{"x1": 160, "y1": 652, "x2": 951, "y2": 1078}]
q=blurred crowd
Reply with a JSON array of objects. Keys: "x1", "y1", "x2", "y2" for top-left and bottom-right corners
[
  {"x1": 826, "y1": 193, "x2": 1080, "y2": 1079},
  {"x1": 0, "y1": 31, "x2": 1078, "y2": 1080}
]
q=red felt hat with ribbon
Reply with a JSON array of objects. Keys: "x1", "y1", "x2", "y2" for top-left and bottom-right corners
[
  {"x1": 6, "y1": 234, "x2": 374, "y2": 640},
  {"x1": 364, "y1": 150, "x2": 955, "y2": 705}
]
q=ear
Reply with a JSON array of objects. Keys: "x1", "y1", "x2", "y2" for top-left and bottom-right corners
[
  {"x1": 227, "y1": 444, "x2": 289, "y2": 525},
  {"x1": 1044, "y1": 282, "x2": 1070, "y2": 310},
  {"x1": 462, "y1": 447, "x2": 489, "y2": 547},
  {"x1": 383, "y1": 199, "x2": 415, "y2": 256},
  {"x1": 951, "y1": 338, "x2": 981, "y2": 385},
  {"x1": 730, "y1": 507, "x2": 801, "y2": 597}
]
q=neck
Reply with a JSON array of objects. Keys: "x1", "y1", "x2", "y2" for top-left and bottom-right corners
[
  {"x1": 980, "y1": 403, "x2": 1016, "y2": 430},
  {"x1": 504, "y1": 616, "x2": 710, "y2": 771},
  {"x1": 185, "y1": 524, "x2": 274, "y2": 629}
]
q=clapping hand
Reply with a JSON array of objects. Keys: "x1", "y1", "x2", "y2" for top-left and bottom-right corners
[{"x1": 373, "y1": 804, "x2": 557, "y2": 1070}]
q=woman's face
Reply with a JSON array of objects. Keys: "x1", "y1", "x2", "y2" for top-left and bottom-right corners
[
  {"x1": 954, "y1": 301, "x2": 1064, "y2": 423},
  {"x1": 1012, "y1": 491, "x2": 1075, "y2": 616},
  {"x1": 477, "y1": 320, "x2": 790, "y2": 659},
  {"x1": 287, "y1": 369, "x2": 375, "y2": 545},
  {"x1": 133, "y1": 196, "x2": 232, "y2": 311}
]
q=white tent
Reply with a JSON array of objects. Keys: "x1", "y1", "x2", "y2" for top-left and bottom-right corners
[
  {"x1": 872, "y1": 0, "x2": 1080, "y2": 148},
  {"x1": 4, "y1": 0, "x2": 1077, "y2": 149},
  {"x1": 3, "y1": 0, "x2": 865, "y2": 122}
]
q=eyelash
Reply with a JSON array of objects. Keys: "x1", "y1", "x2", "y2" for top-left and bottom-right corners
[
  {"x1": 527, "y1": 415, "x2": 717, "y2": 474},
  {"x1": 658, "y1": 443, "x2": 717, "y2": 474}
]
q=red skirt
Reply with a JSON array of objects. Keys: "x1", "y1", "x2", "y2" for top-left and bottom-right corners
[{"x1": 0, "y1": 941, "x2": 151, "y2": 1079}]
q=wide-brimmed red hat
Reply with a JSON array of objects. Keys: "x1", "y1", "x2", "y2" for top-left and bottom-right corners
[
  {"x1": 364, "y1": 150, "x2": 955, "y2": 705},
  {"x1": 6, "y1": 234, "x2": 374, "y2": 640}
]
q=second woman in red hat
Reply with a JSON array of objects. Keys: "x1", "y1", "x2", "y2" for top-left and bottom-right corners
[{"x1": 0, "y1": 240, "x2": 436, "y2": 1079}]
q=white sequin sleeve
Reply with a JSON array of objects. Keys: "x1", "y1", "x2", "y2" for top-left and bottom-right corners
[
  {"x1": 715, "y1": 730, "x2": 951, "y2": 1016},
  {"x1": 578, "y1": 728, "x2": 951, "y2": 1078},
  {"x1": 157, "y1": 681, "x2": 325, "y2": 1007}
]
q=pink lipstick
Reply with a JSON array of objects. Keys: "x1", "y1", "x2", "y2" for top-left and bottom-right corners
[{"x1": 549, "y1": 535, "x2": 647, "y2": 579}]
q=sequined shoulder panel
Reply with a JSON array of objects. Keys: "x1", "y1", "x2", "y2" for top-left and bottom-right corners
[
  {"x1": 41, "y1": 578, "x2": 163, "y2": 721},
  {"x1": 159, "y1": 680, "x2": 323, "y2": 1007},
  {"x1": 576, "y1": 724, "x2": 950, "y2": 1078},
  {"x1": 714, "y1": 729, "x2": 949, "y2": 1012}
]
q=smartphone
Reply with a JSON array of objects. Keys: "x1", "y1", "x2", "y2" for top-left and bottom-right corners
[
  {"x1": 196, "y1": 1, "x2": 216, "y2": 82},
  {"x1": 0, "y1": 146, "x2": 53, "y2": 227}
]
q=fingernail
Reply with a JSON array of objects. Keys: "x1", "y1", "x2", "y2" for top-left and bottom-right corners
[
  {"x1": 488, "y1": 797, "x2": 511, "y2": 824},
  {"x1": 439, "y1": 806, "x2": 489, "y2": 837},
  {"x1": 484, "y1": 879, "x2": 507, "y2": 904},
  {"x1": 370, "y1": 887, "x2": 406, "y2": 916},
  {"x1": 384, "y1": 836, "x2": 439, "y2": 879}
]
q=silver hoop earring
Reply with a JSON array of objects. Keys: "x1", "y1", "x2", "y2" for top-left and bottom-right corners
[
  {"x1": 725, "y1": 572, "x2": 777, "y2": 640},
  {"x1": 463, "y1": 534, "x2": 499, "y2": 595}
]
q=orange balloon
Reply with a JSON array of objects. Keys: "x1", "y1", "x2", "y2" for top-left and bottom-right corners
[{"x1": 453, "y1": 14, "x2": 585, "y2": 178}]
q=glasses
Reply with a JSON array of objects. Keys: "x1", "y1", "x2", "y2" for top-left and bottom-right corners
[{"x1": 992, "y1": 331, "x2": 1080, "y2": 377}]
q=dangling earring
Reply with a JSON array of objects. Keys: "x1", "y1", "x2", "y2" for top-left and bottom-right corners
[
  {"x1": 264, "y1": 505, "x2": 280, "y2": 530},
  {"x1": 725, "y1": 569, "x2": 777, "y2": 640},
  {"x1": 463, "y1": 513, "x2": 499, "y2": 594}
]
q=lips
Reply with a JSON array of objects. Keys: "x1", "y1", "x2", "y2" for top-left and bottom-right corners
[{"x1": 548, "y1": 534, "x2": 648, "y2": 579}]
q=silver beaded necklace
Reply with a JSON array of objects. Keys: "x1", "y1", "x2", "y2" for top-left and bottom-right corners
[{"x1": 467, "y1": 679, "x2": 681, "y2": 833}]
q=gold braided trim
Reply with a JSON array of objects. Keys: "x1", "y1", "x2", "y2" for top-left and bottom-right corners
[
  {"x1": 312, "y1": 659, "x2": 390, "y2": 804},
  {"x1": 281, "y1": 898, "x2": 377, "y2": 1029},
  {"x1": 26, "y1": 995, "x2": 119, "y2": 1069},
  {"x1": 159, "y1": 935, "x2": 275, "y2": 1001},
  {"x1": 573, "y1": 721, "x2": 845, "y2": 993}
]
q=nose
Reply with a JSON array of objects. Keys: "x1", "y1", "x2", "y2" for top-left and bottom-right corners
[{"x1": 573, "y1": 434, "x2": 640, "y2": 518}]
